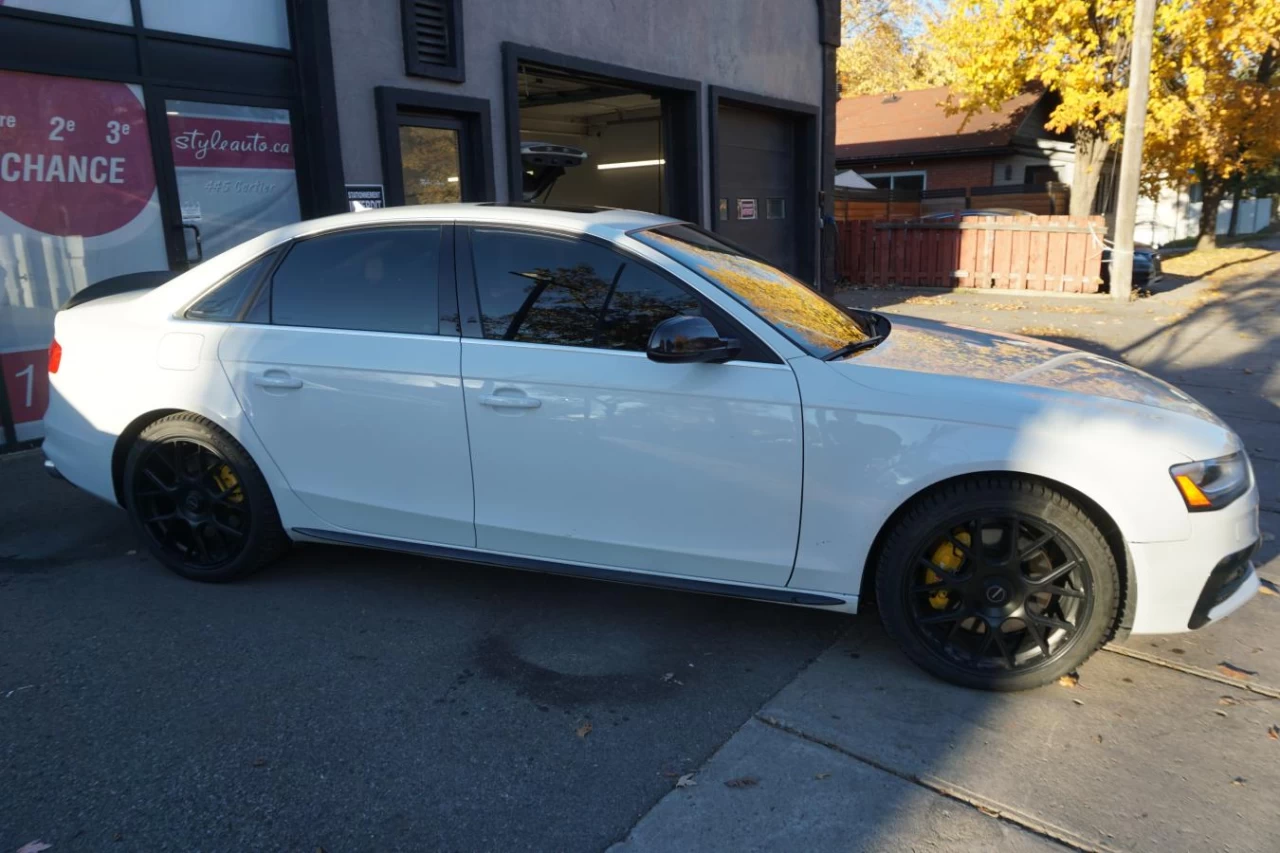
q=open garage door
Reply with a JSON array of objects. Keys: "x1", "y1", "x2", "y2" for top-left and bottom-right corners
[
  {"x1": 712, "y1": 95, "x2": 817, "y2": 282},
  {"x1": 504, "y1": 47, "x2": 701, "y2": 223}
]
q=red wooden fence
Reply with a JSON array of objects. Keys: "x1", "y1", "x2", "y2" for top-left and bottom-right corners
[{"x1": 837, "y1": 215, "x2": 1107, "y2": 293}]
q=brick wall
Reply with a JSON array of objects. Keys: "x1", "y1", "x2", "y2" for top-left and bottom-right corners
[{"x1": 857, "y1": 157, "x2": 995, "y2": 190}]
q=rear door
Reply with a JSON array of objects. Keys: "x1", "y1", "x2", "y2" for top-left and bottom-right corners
[
  {"x1": 457, "y1": 225, "x2": 803, "y2": 587},
  {"x1": 218, "y1": 223, "x2": 475, "y2": 546}
]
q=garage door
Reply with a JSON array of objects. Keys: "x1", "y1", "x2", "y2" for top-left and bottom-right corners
[{"x1": 715, "y1": 104, "x2": 799, "y2": 276}]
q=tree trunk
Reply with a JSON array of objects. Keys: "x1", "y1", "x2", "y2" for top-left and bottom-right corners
[
  {"x1": 1196, "y1": 175, "x2": 1224, "y2": 251},
  {"x1": 1227, "y1": 183, "x2": 1243, "y2": 237},
  {"x1": 1070, "y1": 131, "x2": 1111, "y2": 217}
]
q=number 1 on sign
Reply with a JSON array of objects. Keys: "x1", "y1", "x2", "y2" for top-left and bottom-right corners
[{"x1": 15, "y1": 363, "x2": 34, "y2": 407}]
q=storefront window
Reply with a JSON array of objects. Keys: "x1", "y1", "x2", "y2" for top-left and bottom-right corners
[
  {"x1": 140, "y1": 0, "x2": 289, "y2": 49},
  {"x1": 1, "y1": 0, "x2": 132, "y2": 25},
  {"x1": 0, "y1": 69, "x2": 167, "y2": 442},
  {"x1": 165, "y1": 100, "x2": 301, "y2": 261},
  {"x1": 399, "y1": 124, "x2": 462, "y2": 205}
]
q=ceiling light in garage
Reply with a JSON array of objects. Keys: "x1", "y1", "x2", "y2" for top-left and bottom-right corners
[{"x1": 597, "y1": 159, "x2": 666, "y2": 171}]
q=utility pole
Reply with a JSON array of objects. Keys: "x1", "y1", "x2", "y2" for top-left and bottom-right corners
[{"x1": 1110, "y1": 0, "x2": 1158, "y2": 301}]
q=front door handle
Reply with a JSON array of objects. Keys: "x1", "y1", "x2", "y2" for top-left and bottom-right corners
[
  {"x1": 253, "y1": 372, "x2": 303, "y2": 390},
  {"x1": 479, "y1": 393, "x2": 541, "y2": 409}
]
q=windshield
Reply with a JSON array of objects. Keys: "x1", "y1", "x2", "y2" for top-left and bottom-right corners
[{"x1": 633, "y1": 224, "x2": 871, "y2": 357}]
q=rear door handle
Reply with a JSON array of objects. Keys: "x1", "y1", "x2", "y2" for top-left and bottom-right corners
[
  {"x1": 253, "y1": 372, "x2": 303, "y2": 390},
  {"x1": 479, "y1": 393, "x2": 541, "y2": 409}
]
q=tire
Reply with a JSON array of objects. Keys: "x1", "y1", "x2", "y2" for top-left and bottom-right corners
[
  {"x1": 875, "y1": 476, "x2": 1119, "y2": 691},
  {"x1": 123, "y1": 412, "x2": 289, "y2": 582}
]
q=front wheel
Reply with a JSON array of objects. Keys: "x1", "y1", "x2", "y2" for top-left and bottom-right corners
[
  {"x1": 123, "y1": 413, "x2": 289, "y2": 582},
  {"x1": 875, "y1": 477, "x2": 1119, "y2": 691}
]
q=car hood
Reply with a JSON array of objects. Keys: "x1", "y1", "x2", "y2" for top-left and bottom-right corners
[{"x1": 836, "y1": 315, "x2": 1224, "y2": 425}]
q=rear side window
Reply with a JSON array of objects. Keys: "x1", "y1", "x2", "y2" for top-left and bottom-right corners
[
  {"x1": 270, "y1": 227, "x2": 442, "y2": 334},
  {"x1": 185, "y1": 252, "x2": 276, "y2": 322}
]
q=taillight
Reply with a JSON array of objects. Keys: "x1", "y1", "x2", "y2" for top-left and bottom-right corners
[{"x1": 48, "y1": 339, "x2": 62, "y2": 374}]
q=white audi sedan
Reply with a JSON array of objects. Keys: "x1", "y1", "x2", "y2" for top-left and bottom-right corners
[{"x1": 42, "y1": 204, "x2": 1260, "y2": 690}]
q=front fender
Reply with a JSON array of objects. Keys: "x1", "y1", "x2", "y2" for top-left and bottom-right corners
[{"x1": 787, "y1": 357, "x2": 1192, "y2": 596}]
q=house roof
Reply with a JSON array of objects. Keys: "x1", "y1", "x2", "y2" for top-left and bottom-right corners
[{"x1": 835, "y1": 86, "x2": 1046, "y2": 163}]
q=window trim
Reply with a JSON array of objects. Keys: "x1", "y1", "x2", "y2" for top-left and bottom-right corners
[
  {"x1": 454, "y1": 223, "x2": 783, "y2": 364},
  {"x1": 180, "y1": 248, "x2": 282, "y2": 321},
  {"x1": 863, "y1": 170, "x2": 927, "y2": 191},
  {"x1": 375, "y1": 87, "x2": 494, "y2": 206},
  {"x1": 400, "y1": 0, "x2": 464, "y2": 82},
  {"x1": 243, "y1": 222, "x2": 455, "y2": 335}
]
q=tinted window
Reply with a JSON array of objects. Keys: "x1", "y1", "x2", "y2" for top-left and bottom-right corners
[
  {"x1": 271, "y1": 227, "x2": 441, "y2": 334},
  {"x1": 185, "y1": 252, "x2": 275, "y2": 321},
  {"x1": 596, "y1": 264, "x2": 702, "y2": 351},
  {"x1": 471, "y1": 229, "x2": 621, "y2": 347},
  {"x1": 634, "y1": 224, "x2": 872, "y2": 358}
]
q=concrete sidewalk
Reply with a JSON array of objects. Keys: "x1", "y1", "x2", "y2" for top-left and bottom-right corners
[{"x1": 612, "y1": 246, "x2": 1280, "y2": 852}]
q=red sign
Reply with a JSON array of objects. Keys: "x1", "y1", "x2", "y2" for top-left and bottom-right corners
[
  {"x1": 168, "y1": 116, "x2": 295, "y2": 170},
  {"x1": 0, "y1": 71, "x2": 157, "y2": 237},
  {"x1": 1, "y1": 348, "x2": 50, "y2": 425}
]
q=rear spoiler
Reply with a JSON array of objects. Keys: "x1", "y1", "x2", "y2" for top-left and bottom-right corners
[{"x1": 61, "y1": 270, "x2": 179, "y2": 311}]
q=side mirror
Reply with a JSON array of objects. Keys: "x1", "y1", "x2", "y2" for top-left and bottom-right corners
[{"x1": 646, "y1": 315, "x2": 740, "y2": 364}]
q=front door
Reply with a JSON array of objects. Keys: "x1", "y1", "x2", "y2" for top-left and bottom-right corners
[
  {"x1": 218, "y1": 223, "x2": 474, "y2": 546},
  {"x1": 457, "y1": 225, "x2": 803, "y2": 586}
]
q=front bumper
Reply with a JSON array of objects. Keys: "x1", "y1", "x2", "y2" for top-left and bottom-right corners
[{"x1": 1127, "y1": 482, "x2": 1261, "y2": 634}]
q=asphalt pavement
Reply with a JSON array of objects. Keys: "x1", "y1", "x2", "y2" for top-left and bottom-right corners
[{"x1": 0, "y1": 452, "x2": 844, "y2": 852}]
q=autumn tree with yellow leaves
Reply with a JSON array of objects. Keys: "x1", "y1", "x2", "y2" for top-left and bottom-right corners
[
  {"x1": 1144, "y1": 0, "x2": 1280, "y2": 249},
  {"x1": 930, "y1": 0, "x2": 1136, "y2": 217},
  {"x1": 838, "y1": 0, "x2": 949, "y2": 97},
  {"x1": 930, "y1": 0, "x2": 1280, "y2": 244}
]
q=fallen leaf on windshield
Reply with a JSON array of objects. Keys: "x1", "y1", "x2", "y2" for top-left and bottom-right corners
[
  {"x1": 724, "y1": 776, "x2": 759, "y2": 788},
  {"x1": 1217, "y1": 663, "x2": 1257, "y2": 680},
  {"x1": 675, "y1": 773, "x2": 697, "y2": 788},
  {"x1": 576, "y1": 721, "x2": 592, "y2": 739},
  {"x1": 17, "y1": 842, "x2": 52, "y2": 853},
  {"x1": 1057, "y1": 672, "x2": 1079, "y2": 688}
]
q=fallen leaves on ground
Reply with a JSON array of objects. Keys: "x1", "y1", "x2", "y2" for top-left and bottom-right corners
[
  {"x1": 1053, "y1": 305, "x2": 1102, "y2": 314},
  {"x1": 1217, "y1": 662, "x2": 1258, "y2": 680},
  {"x1": 576, "y1": 721, "x2": 593, "y2": 739},
  {"x1": 675, "y1": 773, "x2": 697, "y2": 788},
  {"x1": 17, "y1": 843, "x2": 52, "y2": 853},
  {"x1": 902, "y1": 295, "x2": 957, "y2": 305},
  {"x1": 1268, "y1": 724, "x2": 1279, "y2": 740},
  {"x1": 1257, "y1": 578, "x2": 1278, "y2": 596},
  {"x1": 724, "y1": 776, "x2": 760, "y2": 788},
  {"x1": 1161, "y1": 247, "x2": 1272, "y2": 278},
  {"x1": 981, "y1": 302, "x2": 1027, "y2": 311},
  {"x1": 1057, "y1": 672, "x2": 1080, "y2": 688},
  {"x1": 814, "y1": 772, "x2": 832, "y2": 780},
  {"x1": 251, "y1": 757, "x2": 268, "y2": 767},
  {"x1": 1231, "y1": 776, "x2": 1248, "y2": 786},
  {"x1": 1219, "y1": 695, "x2": 1240, "y2": 706},
  {"x1": 1017, "y1": 325, "x2": 1071, "y2": 338}
]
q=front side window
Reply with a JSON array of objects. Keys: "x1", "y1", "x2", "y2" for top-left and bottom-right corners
[
  {"x1": 633, "y1": 225, "x2": 870, "y2": 357},
  {"x1": 270, "y1": 227, "x2": 442, "y2": 334},
  {"x1": 470, "y1": 228, "x2": 705, "y2": 351}
]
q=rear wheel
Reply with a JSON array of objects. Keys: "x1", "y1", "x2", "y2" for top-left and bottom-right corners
[
  {"x1": 124, "y1": 413, "x2": 288, "y2": 581},
  {"x1": 875, "y1": 477, "x2": 1118, "y2": 691}
]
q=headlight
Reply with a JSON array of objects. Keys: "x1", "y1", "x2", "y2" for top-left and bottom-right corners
[{"x1": 1170, "y1": 452, "x2": 1251, "y2": 511}]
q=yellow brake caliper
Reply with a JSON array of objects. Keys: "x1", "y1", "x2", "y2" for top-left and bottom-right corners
[
  {"x1": 925, "y1": 530, "x2": 970, "y2": 609},
  {"x1": 213, "y1": 465, "x2": 244, "y2": 503}
]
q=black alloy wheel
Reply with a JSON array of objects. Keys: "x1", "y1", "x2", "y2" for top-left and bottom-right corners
[
  {"x1": 906, "y1": 513, "x2": 1091, "y2": 675},
  {"x1": 876, "y1": 477, "x2": 1119, "y2": 691},
  {"x1": 124, "y1": 413, "x2": 288, "y2": 581}
]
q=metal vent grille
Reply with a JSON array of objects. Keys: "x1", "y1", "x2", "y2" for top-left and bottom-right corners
[{"x1": 408, "y1": 0, "x2": 453, "y2": 67}]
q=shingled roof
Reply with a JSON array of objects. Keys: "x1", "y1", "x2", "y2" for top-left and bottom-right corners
[{"x1": 835, "y1": 86, "x2": 1049, "y2": 163}]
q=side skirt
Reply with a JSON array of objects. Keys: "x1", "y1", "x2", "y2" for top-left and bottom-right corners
[{"x1": 293, "y1": 527, "x2": 850, "y2": 608}]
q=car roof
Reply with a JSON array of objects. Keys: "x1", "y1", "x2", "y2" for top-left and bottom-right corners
[{"x1": 270, "y1": 203, "x2": 682, "y2": 244}]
